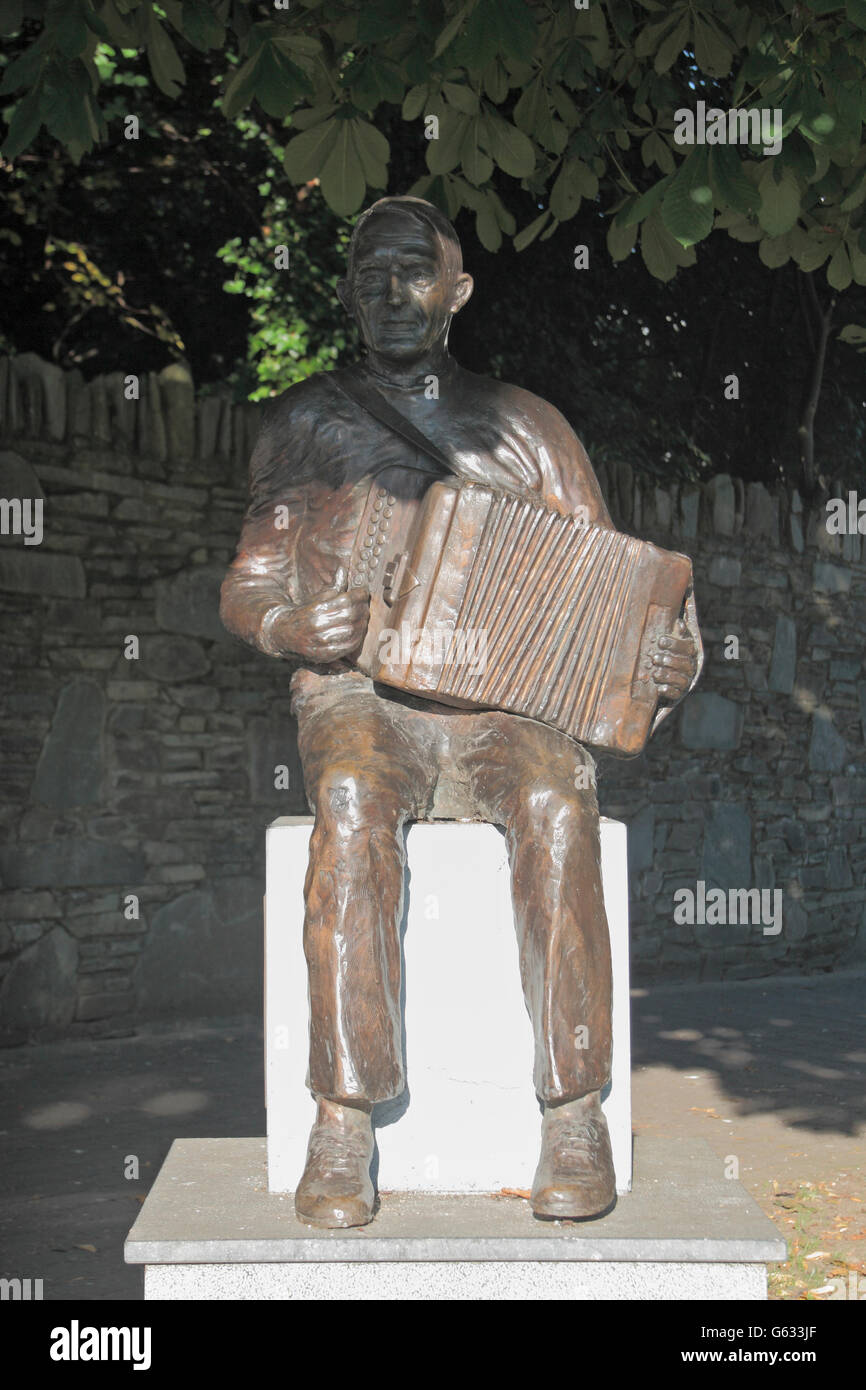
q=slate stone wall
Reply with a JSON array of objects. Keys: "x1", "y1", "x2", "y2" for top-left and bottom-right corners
[{"x1": 1, "y1": 354, "x2": 864, "y2": 1043}]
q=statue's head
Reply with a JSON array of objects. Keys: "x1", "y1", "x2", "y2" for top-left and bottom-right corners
[{"x1": 338, "y1": 196, "x2": 474, "y2": 362}]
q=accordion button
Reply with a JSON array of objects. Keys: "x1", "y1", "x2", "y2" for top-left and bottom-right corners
[
  {"x1": 377, "y1": 487, "x2": 388, "y2": 499},
  {"x1": 373, "y1": 544, "x2": 382, "y2": 555},
  {"x1": 373, "y1": 498, "x2": 384, "y2": 511},
  {"x1": 383, "y1": 506, "x2": 393, "y2": 518},
  {"x1": 369, "y1": 557, "x2": 379, "y2": 569},
  {"x1": 387, "y1": 494, "x2": 396, "y2": 505}
]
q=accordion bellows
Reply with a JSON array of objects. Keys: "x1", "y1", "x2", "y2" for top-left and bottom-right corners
[{"x1": 355, "y1": 480, "x2": 698, "y2": 756}]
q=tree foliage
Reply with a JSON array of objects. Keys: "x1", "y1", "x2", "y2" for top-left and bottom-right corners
[
  {"x1": 3, "y1": 0, "x2": 866, "y2": 294},
  {"x1": 0, "y1": 1, "x2": 864, "y2": 489}
]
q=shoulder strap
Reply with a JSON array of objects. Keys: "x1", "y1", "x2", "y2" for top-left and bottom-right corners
[{"x1": 330, "y1": 370, "x2": 455, "y2": 476}]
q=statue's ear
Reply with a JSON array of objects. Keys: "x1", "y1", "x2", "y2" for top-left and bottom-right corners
[
  {"x1": 337, "y1": 278, "x2": 353, "y2": 315},
  {"x1": 450, "y1": 272, "x2": 474, "y2": 315}
]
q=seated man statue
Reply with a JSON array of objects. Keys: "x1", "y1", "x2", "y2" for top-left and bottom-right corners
[{"x1": 220, "y1": 195, "x2": 698, "y2": 1227}]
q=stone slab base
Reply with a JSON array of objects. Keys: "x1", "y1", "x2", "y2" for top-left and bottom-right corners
[
  {"x1": 126, "y1": 1135, "x2": 785, "y2": 1302},
  {"x1": 144, "y1": 1260, "x2": 766, "y2": 1301}
]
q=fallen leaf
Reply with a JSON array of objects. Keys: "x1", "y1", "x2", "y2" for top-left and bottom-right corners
[
  {"x1": 804, "y1": 1251, "x2": 829, "y2": 1260},
  {"x1": 75, "y1": 1244, "x2": 97, "y2": 1254},
  {"x1": 498, "y1": 1187, "x2": 531, "y2": 1200}
]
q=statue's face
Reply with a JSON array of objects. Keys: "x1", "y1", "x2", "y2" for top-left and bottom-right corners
[{"x1": 341, "y1": 210, "x2": 472, "y2": 361}]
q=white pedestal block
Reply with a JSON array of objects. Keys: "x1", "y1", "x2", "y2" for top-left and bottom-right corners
[{"x1": 265, "y1": 816, "x2": 631, "y2": 1195}]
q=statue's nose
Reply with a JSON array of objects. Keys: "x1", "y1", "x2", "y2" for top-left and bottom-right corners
[{"x1": 387, "y1": 273, "x2": 405, "y2": 305}]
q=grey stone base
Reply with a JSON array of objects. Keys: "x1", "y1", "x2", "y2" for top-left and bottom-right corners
[
  {"x1": 125, "y1": 1136, "x2": 785, "y2": 1302},
  {"x1": 144, "y1": 1260, "x2": 766, "y2": 1301}
]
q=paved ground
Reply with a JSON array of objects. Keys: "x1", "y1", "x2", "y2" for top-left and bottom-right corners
[{"x1": 1, "y1": 967, "x2": 863, "y2": 1301}]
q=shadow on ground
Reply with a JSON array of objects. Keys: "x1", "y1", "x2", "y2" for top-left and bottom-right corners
[
  {"x1": 0, "y1": 968, "x2": 863, "y2": 1301},
  {"x1": 630, "y1": 968, "x2": 866, "y2": 1136}
]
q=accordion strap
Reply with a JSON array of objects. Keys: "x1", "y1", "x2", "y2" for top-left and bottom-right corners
[{"x1": 330, "y1": 370, "x2": 455, "y2": 476}]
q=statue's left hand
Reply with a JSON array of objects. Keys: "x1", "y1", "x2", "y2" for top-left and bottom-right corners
[{"x1": 649, "y1": 619, "x2": 698, "y2": 701}]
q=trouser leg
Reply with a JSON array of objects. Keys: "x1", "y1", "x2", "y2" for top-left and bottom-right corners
[
  {"x1": 295, "y1": 688, "x2": 438, "y2": 1105},
  {"x1": 458, "y1": 717, "x2": 613, "y2": 1102}
]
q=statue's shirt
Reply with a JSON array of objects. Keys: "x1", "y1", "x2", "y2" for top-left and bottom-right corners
[{"x1": 221, "y1": 358, "x2": 612, "y2": 652}]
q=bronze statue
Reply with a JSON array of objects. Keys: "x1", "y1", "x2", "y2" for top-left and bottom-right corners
[{"x1": 221, "y1": 196, "x2": 700, "y2": 1227}]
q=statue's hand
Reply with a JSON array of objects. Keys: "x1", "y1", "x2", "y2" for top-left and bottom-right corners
[
  {"x1": 649, "y1": 619, "x2": 698, "y2": 701},
  {"x1": 266, "y1": 583, "x2": 370, "y2": 663}
]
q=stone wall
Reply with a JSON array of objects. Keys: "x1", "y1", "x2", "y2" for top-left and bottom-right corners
[{"x1": 0, "y1": 353, "x2": 864, "y2": 1043}]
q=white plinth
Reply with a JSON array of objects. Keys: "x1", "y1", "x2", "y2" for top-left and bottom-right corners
[{"x1": 265, "y1": 817, "x2": 631, "y2": 1195}]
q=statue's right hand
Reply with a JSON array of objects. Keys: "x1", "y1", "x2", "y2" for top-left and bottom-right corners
[{"x1": 266, "y1": 583, "x2": 370, "y2": 663}]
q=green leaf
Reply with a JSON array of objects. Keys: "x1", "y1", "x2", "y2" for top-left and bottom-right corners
[
  {"x1": 489, "y1": 189, "x2": 516, "y2": 234},
  {"x1": 635, "y1": 15, "x2": 679, "y2": 60},
  {"x1": 661, "y1": 148, "x2": 714, "y2": 247},
  {"x1": 319, "y1": 122, "x2": 367, "y2": 216},
  {"x1": 442, "y1": 81, "x2": 479, "y2": 115},
  {"x1": 222, "y1": 51, "x2": 263, "y2": 120},
  {"x1": 607, "y1": 216, "x2": 637, "y2": 261},
  {"x1": 0, "y1": 85, "x2": 42, "y2": 158},
  {"x1": 255, "y1": 46, "x2": 312, "y2": 119},
  {"x1": 826, "y1": 245, "x2": 852, "y2": 291},
  {"x1": 291, "y1": 103, "x2": 337, "y2": 132},
  {"x1": 654, "y1": 13, "x2": 689, "y2": 75},
  {"x1": 461, "y1": 116, "x2": 493, "y2": 185},
  {"x1": 282, "y1": 117, "x2": 339, "y2": 182},
  {"x1": 483, "y1": 59, "x2": 508, "y2": 104},
  {"x1": 426, "y1": 108, "x2": 469, "y2": 175},
  {"x1": 40, "y1": 60, "x2": 96, "y2": 153},
  {"x1": 716, "y1": 210, "x2": 762, "y2": 243},
  {"x1": 0, "y1": 39, "x2": 46, "y2": 95},
  {"x1": 780, "y1": 131, "x2": 817, "y2": 182},
  {"x1": 710, "y1": 144, "x2": 758, "y2": 215},
  {"x1": 54, "y1": 0, "x2": 89, "y2": 58},
  {"x1": 402, "y1": 84, "x2": 429, "y2": 121},
  {"x1": 617, "y1": 172, "x2": 672, "y2": 228},
  {"x1": 838, "y1": 322, "x2": 866, "y2": 345},
  {"x1": 607, "y1": 0, "x2": 635, "y2": 45},
  {"x1": 692, "y1": 15, "x2": 732, "y2": 79},
  {"x1": 758, "y1": 233, "x2": 791, "y2": 269},
  {"x1": 513, "y1": 208, "x2": 550, "y2": 252},
  {"x1": 181, "y1": 0, "x2": 225, "y2": 51},
  {"x1": 476, "y1": 199, "x2": 502, "y2": 251},
  {"x1": 496, "y1": 0, "x2": 537, "y2": 61},
  {"x1": 640, "y1": 208, "x2": 679, "y2": 280},
  {"x1": 793, "y1": 230, "x2": 834, "y2": 272},
  {"x1": 550, "y1": 160, "x2": 582, "y2": 222},
  {"x1": 841, "y1": 167, "x2": 866, "y2": 212},
  {"x1": 482, "y1": 112, "x2": 535, "y2": 178},
  {"x1": 352, "y1": 118, "x2": 389, "y2": 188},
  {"x1": 144, "y1": 7, "x2": 185, "y2": 98},
  {"x1": 757, "y1": 165, "x2": 800, "y2": 236},
  {"x1": 848, "y1": 244, "x2": 866, "y2": 285},
  {"x1": 357, "y1": 0, "x2": 407, "y2": 42},
  {"x1": 353, "y1": 118, "x2": 389, "y2": 168},
  {"x1": 433, "y1": 3, "x2": 470, "y2": 59},
  {"x1": 460, "y1": 0, "x2": 500, "y2": 71}
]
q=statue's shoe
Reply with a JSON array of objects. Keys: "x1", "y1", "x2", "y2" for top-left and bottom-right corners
[
  {"x1": 531, "y1": 1092, "x2": 616, "y2": 1220},
  {"x1": 294, "y1": 1101, "x2": 375, "y2": 1228}
]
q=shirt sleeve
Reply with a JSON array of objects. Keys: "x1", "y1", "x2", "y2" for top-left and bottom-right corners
[
  {"x1": 219, "y1": 395, "x2": 311, "y2": 654},
  {"x1": 532, "y1": 398, "x2": 615, "y2": 529}
]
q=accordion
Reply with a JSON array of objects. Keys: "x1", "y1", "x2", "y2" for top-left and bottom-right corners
[{"x1": 351, "y1": 478, "x2": 700, "y2": 756}]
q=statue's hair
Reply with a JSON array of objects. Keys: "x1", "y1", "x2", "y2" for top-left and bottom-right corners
[{"x1": 346, "y1": 195, "x2": 463, "y2": 280}]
